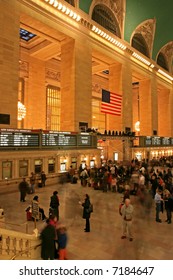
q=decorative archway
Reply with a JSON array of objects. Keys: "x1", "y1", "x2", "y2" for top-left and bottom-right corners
[
  {"x1": 89, "y1": 0, "x2": 126, "y2": 39},
  {"x1": 156, "y1": 41, "x2": 173, "y2": 73},
  {"x1": 130, "y1": 19, "x2": 156, "y2": 58}
]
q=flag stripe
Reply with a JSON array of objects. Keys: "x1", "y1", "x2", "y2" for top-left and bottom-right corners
[{"x1": 101, "y1": 89, "x2": 122, "y2": 116}]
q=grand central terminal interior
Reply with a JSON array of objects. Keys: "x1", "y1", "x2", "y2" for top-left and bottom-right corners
[{"x1": 1, "y1": 0, "x2": 173, "y2": 260}]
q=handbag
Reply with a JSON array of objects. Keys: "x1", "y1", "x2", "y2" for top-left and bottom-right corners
[{"x1": 86, "y1": 203, "x2": 93, "y2": 213}]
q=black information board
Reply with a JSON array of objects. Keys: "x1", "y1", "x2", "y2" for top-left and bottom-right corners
[
  {"x1": 162, "y1": 137, "x2": 171, "y2": 146},
  {"x1": 0, "y1": 132, "x2": 39, "y2": 147},
  {"x1": 145, "y1": 136, "x2": 152, "y2": 146},
  {"x1": 77, "y1": 135, "x2": 91, "y2": 146},
  {"x1": 42, "y1": 133, "x2": 77, "y2": 146},
  {"x1": 151, "y1": 137, "x2": 161, "y2": 146}
]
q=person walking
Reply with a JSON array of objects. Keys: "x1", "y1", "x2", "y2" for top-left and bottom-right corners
[
  {"x1": 82, "y1": 194, "x2": 91, "y2": 232},
  {"x1": 50, "y1": 191, "x2": 60, "y2": 219},
  {"x1": 18, "y1": 177, "x2": 29, "y2": 202},
  {"x1": 57, "y1": 225, "x2": 68, "y2": 260},
  {"x1": 154, "y1": 188, "x2": 163, "y2": 223},
  {"x1": 120, "y1": 198, "x2": 134, "y2": 241},
  {"x1": 41, "y1": 171, "x2": 47, "y2": 187},
  {"x1": 29, "y1": 172, "x2": 36, "y2": 194}
]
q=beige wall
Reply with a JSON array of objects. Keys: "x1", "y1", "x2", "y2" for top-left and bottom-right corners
[{"x1": 0, "y1": 0, "x2": 20, "y2": 128}]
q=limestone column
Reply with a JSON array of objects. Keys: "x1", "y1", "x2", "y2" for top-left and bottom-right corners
[
  {"x1": 25, "y1": 57, "x2": 46, "y2": 129},
  {"x1": 61, "y1": 38, "x2": 92, "y2": 132},
  {"x1": 158, "y1": 88, "x2": 171, "y2": 136},
  {"x1": 0, "y1": 0, "x2": 20, "y2": 128},
  {"x1": 151, "y1": 77, "x2": 158, "y2": 135},
  {"x1": 139, "y1": 79, "x2": 152, "y2": 136},
  {"x1": 107, "y1": 63, "x2": 122, "y2": 131}
]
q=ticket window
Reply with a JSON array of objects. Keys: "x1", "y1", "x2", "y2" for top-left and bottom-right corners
[
  {"x1": 81, "y1": 161, "x2": 86, "y2": 169},
  {"x1": 19, "y1": 160, "x2": 28, "y2": 177},
  {"x1": 113, "y1": 152, "x2": 118, "y2": 162},
  {"x1": 34, "y1": 159, "x2": 42, "y2": 174},
  {"x1": 60, "y1": 163, "x2": 66, "y2": 172},
  {"x1": 90, "y1": 160, "x2": 95, "y2": 168},
  {"x1": 71, "y1": 157, "x2": 77, "y2": 169},
  {"x1": 2, "y1": 161, "x2": 12, "y2": 180},
  {"x1": 48, "y1": 159, "x2": 55, "y2": 173}
]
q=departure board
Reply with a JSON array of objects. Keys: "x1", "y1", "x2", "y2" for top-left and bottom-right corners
[
  {"x1": 162, "y1": 137, "x2": 171, "y2": 146},
  {"x1": 42, "y1": 133, "x2": 77, "y2": 146},
  {"x1": 151, "y1": 137, "x2": 161, "y2": 146},
  {"x1": 0, "y1": 132, "x2": 39, "y2": 147},
  {"x1": 77, "y1": 135, "x2": 91, "y2": 146},
  {"x1": 145, "y1": 136, "x2": 152, "y2": 146}
]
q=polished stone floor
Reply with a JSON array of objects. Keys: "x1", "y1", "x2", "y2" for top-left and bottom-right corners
[{"x1": 0, "y1": 180, "x2": 173, "y2": 260}]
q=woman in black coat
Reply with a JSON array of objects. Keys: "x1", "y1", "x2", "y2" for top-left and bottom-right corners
[
  {"x1": 82, "y1": 194, "x2": 91, "y2": 232},
  {"x1": 40, "y1": 219, "x2": 56, "y2": 260}
]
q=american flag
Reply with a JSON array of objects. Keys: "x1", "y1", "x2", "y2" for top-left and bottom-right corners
[{"x1": 101, "y1": 89, "x2": 122, "y2": 116}]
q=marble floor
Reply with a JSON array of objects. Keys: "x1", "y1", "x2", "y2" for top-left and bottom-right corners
[{"x1": 0, "y1": 180, "x2": 173, "y2": 260}]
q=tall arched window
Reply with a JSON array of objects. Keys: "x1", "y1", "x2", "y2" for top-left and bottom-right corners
[
  {"x1": 92, "y1": 4, "x2": 121, "y2": 37},
  {"x1": 132, "y1": 33, "x2": 149, "y2": 57},
  {"x1": 157, "y1": 52, "x2": 169, "y2": 71},
  {"x1": 64, "y1": 0, "x2": 75, "y2": 6}
]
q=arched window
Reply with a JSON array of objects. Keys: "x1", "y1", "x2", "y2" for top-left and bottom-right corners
[
  {"x1": 92, "y1": 4, "x2": 121, "y2": 38},
  {"x1": 157, "y1": 52, "x2": 169, "y2": 71},
  {"x1": 64, "y1": 0, "x2": 75, "y2": 6},
  {"x1": 132, "y1": 33, "x2": 149, "y2": 57}
]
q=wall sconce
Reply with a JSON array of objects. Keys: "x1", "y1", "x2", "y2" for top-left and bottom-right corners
[{"x1": 134, "y1": 121, "x2": 140, "y2": 132}]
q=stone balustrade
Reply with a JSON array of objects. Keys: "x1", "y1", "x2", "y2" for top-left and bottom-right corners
[{"x1": 0, "y1": 227, "x2": 41, "y2": 260}]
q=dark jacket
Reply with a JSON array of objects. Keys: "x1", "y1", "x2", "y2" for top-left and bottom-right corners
[
  {"x1": 40, "y1": 224, "x2": 56, "y2": 260},
  {"x1": 50, "y1": 194, "x2": 60, "y2": 209},
  {"x1": 82, "y1": 197, "x2": 91, "y2": 219}
]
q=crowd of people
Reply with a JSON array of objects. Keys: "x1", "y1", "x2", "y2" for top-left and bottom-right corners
[{"x1": 19, "y1": 156, "x2": 173, "y2": 257}]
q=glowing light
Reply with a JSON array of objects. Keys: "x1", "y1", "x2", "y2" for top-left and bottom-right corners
[
  {"x1": 135, "y1": 121, "x2": 140, "y2": 132},
  {"x1": 18, "y1": 101, "x2": 26, "y2": 121}
]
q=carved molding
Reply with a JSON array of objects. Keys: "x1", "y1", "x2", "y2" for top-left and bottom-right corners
[
  {"x1": 92, "y1": 83, "x2": 101, "y2": 94},
  {"x1": 131, "y1": 18, "x2": 156, "y2": 58},
  {"x1": 45, "y1": 68, "x2": 61, "y2": 82}
]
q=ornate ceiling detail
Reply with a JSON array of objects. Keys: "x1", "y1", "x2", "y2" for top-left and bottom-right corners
[
  {"x1": 89, "y1": 0, "x2": 125, "y2": 37},
  {"x1": 132, "y1": 18, "x2": 156, "y2": 58}
]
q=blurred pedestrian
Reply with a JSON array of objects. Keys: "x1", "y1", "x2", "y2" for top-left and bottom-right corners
[
  {"x1": 29, "y1": 172, "x2": 36, "y2": 194},
  {"x1": 41, "y1": 171, "x2": 47, "y2": 187},
  {"x1": 40, "y1": 218, "x2": 56, "y2": 260},
  {"x1": 57, "y1": 225, "x2": 68, "y2": 260},
  {"x1": 50, "y1": 191, "x2": 60, "y2": 219},
  {"x1": 18, "y1": 177, "x2": 29, "y2": 202}
]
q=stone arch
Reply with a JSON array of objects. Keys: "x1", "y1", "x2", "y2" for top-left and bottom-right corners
[
  {"x1": 131, "y1": 33, "x2": 150, "y2": 58},
  {"x1": 130, "y1": 19, "x2": 156, "y2": 58},
  {"x1": 64, "y1": 0, "x2": 76, "y2": 7},
  {"x1": 156, "y1": 41, "x2": 173, "y2": 73},
  {"x1": 89, "y1": 0, "x2": 126, "y2": 39}
]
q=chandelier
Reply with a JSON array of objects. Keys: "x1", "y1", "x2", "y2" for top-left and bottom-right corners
[{"x1": 18, "y1": 101, "x2": 26, "y2": 121}]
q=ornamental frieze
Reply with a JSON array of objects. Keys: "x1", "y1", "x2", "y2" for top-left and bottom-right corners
[{"x1": 45, "y1": 68, "x2": 61, "y2": 81}]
